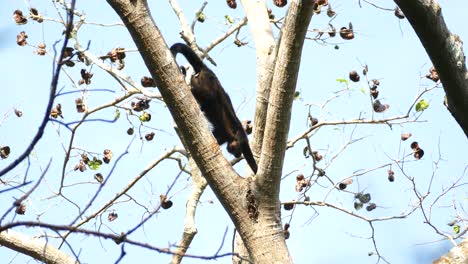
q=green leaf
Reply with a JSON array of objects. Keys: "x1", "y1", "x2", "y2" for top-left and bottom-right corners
[
  {"x1": 415, "y1": 99, "x2": 429, "y2": 112},
  {"x1": 115, "y1": 109, "x2": 120, "y2": 120},
  {"x1": 225, "y1": 15, "x2": 234, "y2": 24},
  {"x1": 453, "y1": 225, "x2": 460, "y2": 234},
  {"x1": 88, "y1": 160, "x2": 101, "y2": 170},
  {"x1": 360, "y1": 88, "x2": 367, "y2": 94},
  {"x1": 336, "y1": 78, "x2": 349, "y2": 84}
]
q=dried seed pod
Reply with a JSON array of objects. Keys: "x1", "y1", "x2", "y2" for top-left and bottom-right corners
[
  {"x1": 77, "y1": 52, "x2": 86, "y2": 63},
  {"x1": 13, "y1": 10, "x2": 27, "y2": 25},
  {"x1": 410, "y1": 141, "x2": 419, "y2": 150},
  {"x1": 339, "y1": 23, "x2": 354, "y2": 40},
  {"x1": 30, "y1": 8, "x2": 43, "y2": 23},
  {"x1": 340, "y1": 178, "x2": 353, "y2": 189},
  {"x1": 354, "y1": 202, "x2": 363, "y2": 210},
  {"x1": 63, "y1": 47, "x2": 74, "y2": 59},
  {"x1": 362, "y1": 65, "x2": 368, "y2": 76},
  {"x1": 373, "y1": 100, "x2": 389, "y2": 113},
  {"x1": 145, "y1": 132, "x2": 155, "y2": 141},
  {"x1": 35, "y1": 42, "x2": 46, "y2": 56},
  {"x1": 80, "y1": 69, "x2": 93, "y2": 85},
  {"x1": 349, "y1": 70, "x2": 360, "y2": 82},
  {"x1": 309, "y1": 115, "x2": 319, "y2": 126},
  {"x1": 370, "y1": 89, "x2": 379, "y2": 99},
  {"x1": 75, "y1": 98, "x2": 85, "y2": 113},
  {"x1": 16, "y1": 31, "x2": 28, "y2": 46},
  {"x1": 160, "y1": 195, "x2": 173, "y2": 209},
  {"x1": 356, "y1": 192, "x2": 371, "y2": 204},
  {"x1": 401, "y1": 133, "x2": 412, "y2": 141},
  {"x1": 326, "y1": 5, "x2": 336, "y2": 17},
  {"x1": 274, "y1": 0, "x2": 287, "y2": 7},
  {"x1": 81, "y1": 153, "x2": 89, "y2": 164},
  {"x1": 131, "y1": 98, "x2": 151, "y2": 112},
  {"x1": 50, "y1": 103, "x2": 63, "y2": 119},
  {"x1": 14, "y1": 109, "x2": 22, "y2": 117},
  {"x1": 312, "y1": 151, "x2": 323, "y2": 161},
  {"x1": 366, "y1": 203, "x2": 377, "y2": 211},
  {"x1": 108, "y1": 212, "x2": 118, "y2": 222},
  {"x1": 296, "y1": 174, "x2": 305, "y2": 181},
  {"x1": 106, "y1": 47, "x2": 126, "y2": 62},
  {"x1": 394, "y1": 7, "x2": 405, "y2": 19},
  {"x1": 388, "y1": 169, "x2": 395, "y2": 182},
  {"x1": 413, "y1": 148, "x2": 424, "y2": 160},
  {"x1": 284, "y1": 224, "x2": 290, "y2": 239},
  {"x1": 426, "y1": 67, "x2": 439, "y2": 82},
  {"x1": 0, "y1": 146, "x2": 10, "y2": 159},
  {"x1": 283, "y1": 203, "x2": 294, "y2": 211},
  {"x1": 295, "y1": 174, "x2": 310, "y2": 192},
  {"x1": 64, "y1": 60, "x2": 75, "y2": 67},
  {"x1": 226, "y1": 0, "x2": 237, "y2": 9},
  {"x1": 141, "y1": 76, "x2": 156, "y2": 87},
  {"x1": 74, "y1": 160, "x2": 86, "y2": 172},
  {"x1": 317, "y1": 0, "x2": 328, "y2": 6},
  {"x1": 15, "y1": 203, "x2": 26, "y2": 215},
  {"x1": 94, "y1": 173, "x2": 104, "y2": 183},
  {"x1": 267, "y1": 8, "x2": 275, "y2": 20},
  {"x1": 103, "y1": 149, "x2": 113, "y2": 164},
  {"x1": 328, "y1": 24, "x2": 336, "y2": 37}
]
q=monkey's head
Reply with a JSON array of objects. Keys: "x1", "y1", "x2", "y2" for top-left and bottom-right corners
[{"x1": 227, "y1": 139, "x2": 242, "y2": 158}]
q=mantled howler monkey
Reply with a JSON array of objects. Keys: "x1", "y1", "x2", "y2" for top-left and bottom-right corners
[{"x1": 170, "y1": 43, "x2": 258, "y2": 174}]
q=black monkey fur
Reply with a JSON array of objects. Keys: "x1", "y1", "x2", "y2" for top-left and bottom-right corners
[{"x1": 170, "y1": 43, "x2": 258, "y2": 174}]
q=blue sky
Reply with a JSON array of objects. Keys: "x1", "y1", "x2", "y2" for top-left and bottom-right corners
[{"x1": 0, "y1": 0, "x2": 467, "y2": 263}]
